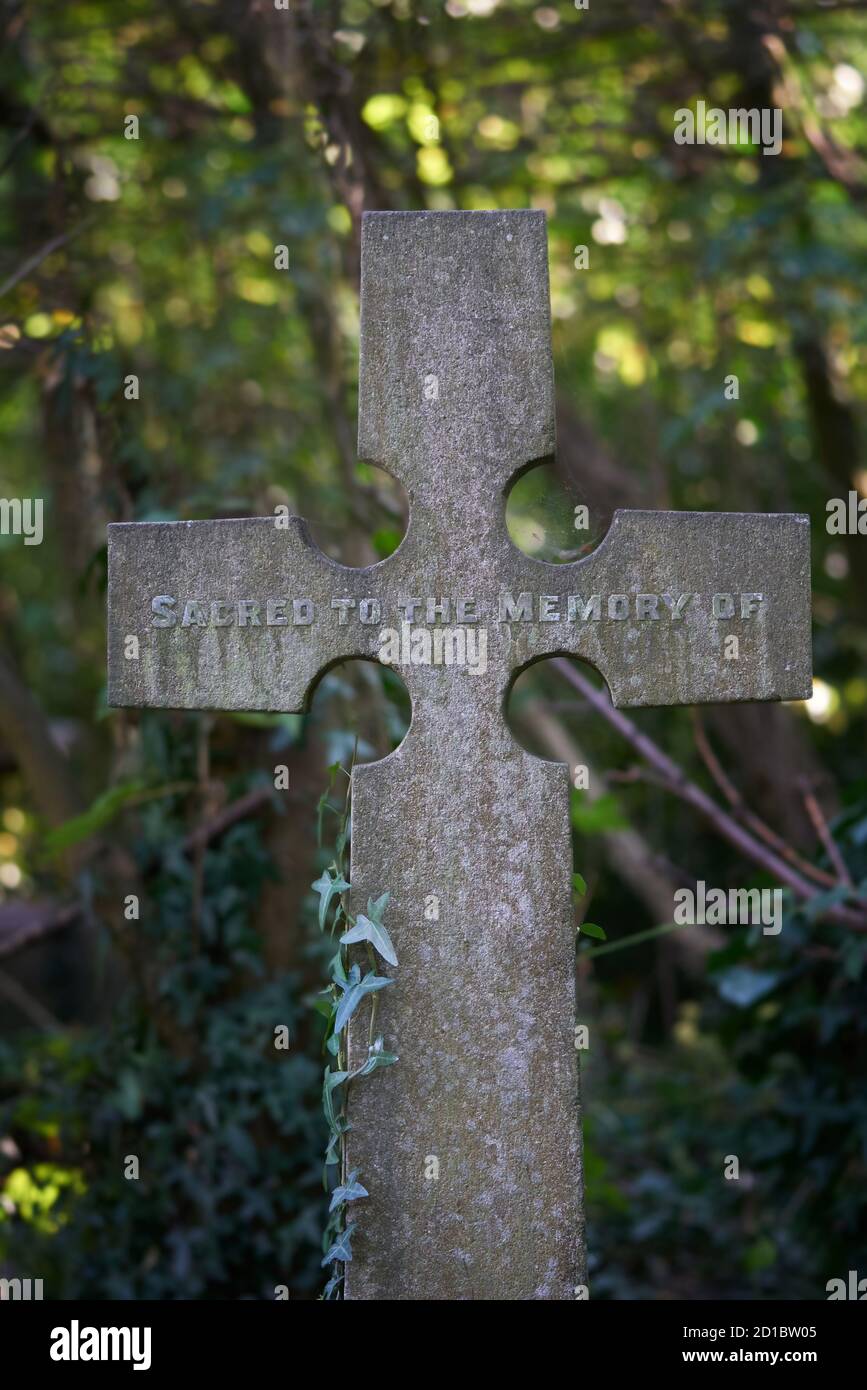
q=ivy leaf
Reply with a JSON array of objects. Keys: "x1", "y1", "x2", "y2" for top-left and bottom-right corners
[
  {"x1": 367, "y1": 892, "x2": 390, "y2": 922},
  {"x1": 340, "y1": 913, "x2": 398, "y2": 968},
  {"x1": 325, "y1": 1128, "x2": 347, "y2": 1167},
  {"x1": 333, "y1": 972, "x2": 394, "y2": 1035},
  {"x1": 322, "y1": 1067, "x2": 349, "y2": 1128},
  {"x1": 353, "y1": 1034, "x2": 400, "y2": 1076},
  {"x1": 339, "y1": 962, "x2": 361, "y2": 992},
  {"x1": 328, "y1": 949, "x2": 348, "y2": 987},
  {"x1": 42, "y1": 778, "x2": 151, "y2": 855},
  {"x1": 321, "y1": 1221, "x2": 357, "y2": 1266},
  {"x1": 715, "y1": 966, "x2": 781, "y2": 1008},
  {"x1": 323, "y1": 1273, "x2": 344, "y2": 1299},
  {"x1": 572, "y1": 872, "x2": 588, "y2": 896},
  {"x1": 312, "y1": 870, "x2": 350, "y2": 932},
  {"x1": 579, "y1": 921, "x2": 607, "y2": 941},
  {"x1": 328, "y1": 1171, "x2": 369, "y2": 1212},
  {"x1": 333, "y1": 983, "x2": 365, "y2": 1036}
]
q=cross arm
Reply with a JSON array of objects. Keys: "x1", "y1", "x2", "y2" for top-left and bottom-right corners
[
  {"x1": 506, "y1": 509, "x2": 812, "y2": 708},
  {"x1": 107, "y1": 517, "x2": 391, "y2": 713}
]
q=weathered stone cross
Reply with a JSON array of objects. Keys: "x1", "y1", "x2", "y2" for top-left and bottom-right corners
[{"x1": 107, "y1": 210, "x2": 812, "y2": 1301}]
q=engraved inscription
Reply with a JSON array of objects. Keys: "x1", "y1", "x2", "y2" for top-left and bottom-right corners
[{"x1": 148, "y1": 590, "x2": 767, "y2": 630}]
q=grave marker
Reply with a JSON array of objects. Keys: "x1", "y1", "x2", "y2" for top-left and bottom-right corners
[{"x1": 107, "y1": 209, "x2": 812, "y2": 1300}]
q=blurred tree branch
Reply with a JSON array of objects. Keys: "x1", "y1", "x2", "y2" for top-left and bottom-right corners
[
  {"x1": 0, "y1": 648, "x2": 83, "y2": 833},
  {"x1": 554, "y1": 659, "x2": 867, "y2": 931}
]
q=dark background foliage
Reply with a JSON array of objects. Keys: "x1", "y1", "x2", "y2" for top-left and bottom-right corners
[{"x1": 0, "y1": 0, "x2": 865, "y2": 1299}]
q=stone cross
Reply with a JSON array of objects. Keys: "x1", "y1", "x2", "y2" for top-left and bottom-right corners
[{"x1": 107, "y1": 210, "x2": 812, "y2": 1301}]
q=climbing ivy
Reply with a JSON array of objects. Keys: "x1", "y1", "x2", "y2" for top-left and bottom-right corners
[{"x1": 312, "y1": 761, "x2": 398, "y2": 1300}]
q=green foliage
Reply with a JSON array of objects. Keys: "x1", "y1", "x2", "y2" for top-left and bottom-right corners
[
  {"x1": 585, "y1": 801, "x2": 867, "y2": 1298},
  {"x1": 578, "y1": 921, "x2": 607, "y2": 942},
  {"x1": 0, "y1": 718, "x2": 325, "y2": 1298},
  {"x1": 41, "y1": 780, "x2": 152, "y2": 855},
  {"x1": 314, "y1": 766, "x2": 398, "y2": 1299},
  {"x1": 340, "y1": 903, "x2": 398, "y2": 969},
  {"x1": 1, "y1": 0, "x2": 866, "y2": 1302},
  {"x1": 571, "y1": 792, "x2": 630, "y2": 835},
  {"x1": 40, "y1": 778, "x2": 203, "y2": 857},
  {"x1": 328, "y1": 1171, "x2": 368, "y2": 1213}
]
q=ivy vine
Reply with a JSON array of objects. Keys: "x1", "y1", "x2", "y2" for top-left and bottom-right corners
[{"x1": 312, "y1": 760, "x2": 398, "y2": 1300}]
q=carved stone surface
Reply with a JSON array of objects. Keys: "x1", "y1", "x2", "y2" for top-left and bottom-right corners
[{"x1": 107, "y1": 209, "x2": 812, "y2": 1300}]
